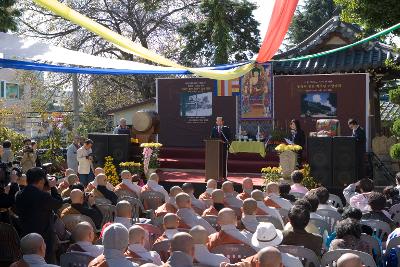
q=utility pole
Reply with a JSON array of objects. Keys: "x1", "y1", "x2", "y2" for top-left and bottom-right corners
[{"x1": 72, "y1": 74, "x2": 80, "y2": 132}]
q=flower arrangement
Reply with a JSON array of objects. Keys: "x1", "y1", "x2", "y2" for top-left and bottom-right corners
[
  {"x1": 261, "y1": 166, "x2": 283, "y2": 183},
  {"x1": 140, "y1": 142, "x2": 163, "y2": 174},
  {"x1": 130, "y1": 138, "x2": 139, "y2": 144},
  {"x1": 119, "y1": 161, "x2": 142, "y2": 175},
  {"x1": 104, "y1": 156, "x2": 120, "y2": 186},
  {"x1": 275, "y1": 144, "x2": 302, "y2": 153},
  {"x1": 300, "y1": 164, "x2": 319, "y2": 189}
]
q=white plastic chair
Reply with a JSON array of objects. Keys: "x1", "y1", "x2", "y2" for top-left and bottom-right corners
[
  {"x1": 361, "y1": 219, "x2": 392, "y2": 241},
  {"x1": 321, "y1": 249, "x2": 377, "y2": 267},
  {"x1": 389, "y1": 203, "x2": 400, "y2": 218},
  {"x1": 328, "y1": 193, "x2": 344, "y2": 209},
  {"x1": 278, "y1": 245, "x2": 320, "y2": 267},
  {"x1": 256, "y1": 215, "x2": 284, "y2": 230},
  {"x1": 309, "y1": 217, "x2": 330, "y2": 237},
  {"x1": 316, "y1": 208, "x2": 342, "y2": 233}
]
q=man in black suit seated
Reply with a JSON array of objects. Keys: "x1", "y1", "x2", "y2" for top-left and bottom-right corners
[
  {"x1": 15, "y1": 167, "x2": 63, "y2": 263},
  {"x1": 348, "y1": 119, "x2": 366, "y2": 179},
  {"x1": 210, "y1": 116, "x2": 231, "y2": 179}
]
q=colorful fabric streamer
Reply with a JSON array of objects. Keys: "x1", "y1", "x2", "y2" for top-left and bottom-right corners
[
  {"x1": 33, "y1": 0, "x2": 256, "y2": 80},
  {"x1": 214, "y1": 79, "x2": 241, "y2": 96},
  {"x1": 256, "y1": 0, "x2": 299, "y2": 63}
]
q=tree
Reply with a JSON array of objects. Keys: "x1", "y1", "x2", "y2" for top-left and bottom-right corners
[
  {"x1": 287, "y1": 0, "x2": 339, "y2": 45},
  {"x1": 0, "y1": 0, "x2": 21, "y2": 32},
  {"x1": 178, "y1": 0, "x2": 260, "y2": 66}
]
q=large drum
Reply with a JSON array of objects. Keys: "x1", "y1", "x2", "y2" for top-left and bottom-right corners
[{"x1": 132, "y1": 110, "x2": 160, "y2": 134}]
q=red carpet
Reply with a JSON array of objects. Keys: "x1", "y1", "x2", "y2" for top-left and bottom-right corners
[{"x1": 158, "y1": 170, "x2": 265, "y2": 186}]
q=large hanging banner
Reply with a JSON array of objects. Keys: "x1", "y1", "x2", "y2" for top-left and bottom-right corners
[{"x1": 240, "y1": 63, "x2": 273, "y2": 120}]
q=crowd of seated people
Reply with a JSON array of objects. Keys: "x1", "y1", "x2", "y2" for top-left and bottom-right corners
[{"x1": 3, "y1": 165, "x2": 400, "y2": 267}]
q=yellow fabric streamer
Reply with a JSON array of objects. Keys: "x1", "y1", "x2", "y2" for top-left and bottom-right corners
[{"x1": 33, "y1": 0, "x2": 254, "y2": 80}]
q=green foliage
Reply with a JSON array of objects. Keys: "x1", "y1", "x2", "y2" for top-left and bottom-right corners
[
  {"x1": 288, "y1": 0, "x2": 339, "y2": 45},
  {"x1": 390, "y1": 143, "x2": 400, "y2": 160},
  {"x1": 0, "y1": 0, "x2": 21, "y2": 32},
  {"x1": 179, "y1": 0, "x2": 260, "y2": 65},
  {"x1": 37, "y1": 126, "x2": 66, "y2": 173},
  {"x1": 334, "y1": 0, "x2": 400, "y2": 31},
  {"x1": 392, "y1": 119, "x2": 400, "y2": 136},
  {"x1": 389, "y1": 88, "x2": 400, "y2": 105},
  {"x1": 0, "y1": 127, "x2": 26, "y2": 151}
]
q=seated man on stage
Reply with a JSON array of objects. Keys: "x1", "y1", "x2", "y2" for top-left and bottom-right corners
[
  {"x1": 68, "y1": 222, "x2": 103, "y2": 258},
  {"x1": 114, "y1": 170, "x2": 141, "y2": 198},
  {"x1": 182, "y1": 182, "x2": 206, "y2": 213},
  {"x1": 176, "y1": 192, "x2": 216, "y2": 234},
  {"x1": 199, "y1": 179, "x2": 218, "y2": 206},
  {"x1": 264, "y1": 182, "x2": 293, "y2": 210},
  {"x1": 155, "y1": 186, "x2": 182, "y2": 217},
  {"x1": 141, "y1": 173, "x2": 169, "y2": 202},
  {"x1": 210, "y1": 116, "x2": 231, "y2": 180},
  {"x1": 237, "y1": 178, "x2": 253, "y2": 201},
  {"x1": 202, "y1": 189, "x2": 225, "y2": 216},
  {"x1": 222, "y1": 181, "x2": 243, "y2": 208}
]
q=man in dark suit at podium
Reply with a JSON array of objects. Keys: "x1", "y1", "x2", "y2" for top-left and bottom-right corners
[
  {"x1": 348, "y1": 119, "x2": 366, "y2": 179},
  {"x1": 211, "y1": 117, "x2": 231, "y2": 179}
]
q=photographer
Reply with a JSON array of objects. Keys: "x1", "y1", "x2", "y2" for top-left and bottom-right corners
[
  {"x1": 0, "y1": 171, "x2": 19, "y2": 224},
  {"x1": 2, "y1": 140, "x2": 14, "y2": 164},
  {"x1": 77, "y1": 139, "x2": 95, "y2": 186},
  {"x1": 19, "y1": 139, "x2": 37, "y2": 173}
]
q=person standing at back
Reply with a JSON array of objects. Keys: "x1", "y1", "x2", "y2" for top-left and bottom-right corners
[
  {"x1": 67, "y1": 136, "x2": 81, "y2": 173},
  {"x1": 77, "y1": 139, "x2": 94, "y2": 186},
  {"x1": 348, "y1": 119, "x2": 366, "y2": 179}
]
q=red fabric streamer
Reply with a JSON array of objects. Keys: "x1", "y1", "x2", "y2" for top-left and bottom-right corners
[{"x1": 256, "y1": 0, "x2": 299, "y2": 63}]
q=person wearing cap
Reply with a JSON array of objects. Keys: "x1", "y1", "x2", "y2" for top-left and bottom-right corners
[
  {"x1": 176, "y1": 193, "x2": 216, "y2": 234},
  {"x1": 155, "y1": 186, "x2": 182, "y2": 218},
  {"x1": 126, "y1": 225, "x2": 162, "y2": 265},
  {"x1": 68, "y1": 222, "x2": 103, "y2": 258},
  {"x1": 141, "y1": 173, "x2": 169, "y2": 203},
  {"x1": 114, "y1": 200, "x2": 133, "y2": 229},
  {"x1": 202, "y1": 189, "x2": 225, "y2": 216},
  {"x1": 222, "y1": 181, "x2": 243, "y2": 208},
  {"x1": 264, "y1": 182, "x2": 292, "y2": 210},
  {"x1": 251, "y1": 190, "x2": 283, "y2": 227},
  {"x1": 154, "y1": 213, "x2": 180, "y2": 244},
  {"x1": 114, "y1": 171, "x2": 141, "y2": 198},
  {"x1": 67, "y1": 136, "x2": 81, "y2": 173},
  {"x1": 240, "y1": 198, "x2": 259, "y2": 234},
  {"x1": 207, "y1": 208, "x2": 252, "y2": 250},
  {"x1": 88, "y1": 223, "x2": 138, "y2": 267},
  {"x1": 182, "y1": 182, "x2": 206, "y2": 213},
  {"x1": 237, "y1": 178, "x2": 253, "y2": 201},
  {"x1": 199, "y1": 179, "x2": 217, "y2": 206},
  {"x1": 190, "y1": 225, "x2": 230, "y2": 267},
  {"x1": 77, "y1": 139, "x2": 95, "y2": 186}
]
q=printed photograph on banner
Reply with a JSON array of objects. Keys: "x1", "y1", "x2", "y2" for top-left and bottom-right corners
[{"x1": 240, "y1": 63, "x2": 273, "y2": 119}]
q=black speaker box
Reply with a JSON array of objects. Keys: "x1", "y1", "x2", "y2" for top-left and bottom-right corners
[
  {"x1": 307, "y1": 137, "x2": 332, "y2": 187},
  {"x1": 88, "y1": 133, "x2": 109, "y2": 167},
  {"x1": 88, "y1": 133, "x2": 130, "y2": 167},
  {"x1": 333, "y1": 136, "x2": 357, "y2": 187}
]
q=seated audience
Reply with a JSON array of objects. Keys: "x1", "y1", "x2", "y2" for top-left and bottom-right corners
[
  {"x1": 114, "y1": 200, "x2": 133, "y2": 229},
  {"x1": 57, "y1": 168, "x2": 75, "y2": 186},
  {"x1": 91, "y1": 174, "x2": 118, "y2": 205},
  {"x1": 237, "y1": 178, "x2": 253, "y2": 201},
  {"x1": 89, "y1": 223, "x2": 138, "y2": 267},
  {"x1": 68, "y1": 222, "x2": 103, "y2": 258},
  {"x1": 315, "y1": 187, "x2": 337, "y2": 211},
  {"x1": 208, "y1": 208, "x2": 252, "y2": 249},
  {"x1": 240, "y1": 198, "x2": 259, "y2": 234},
  {"x1": 190, "y1": 225, "x2": 230, "y2": 266},
  {"x1": 304, "y1": 191, "x2": 323, "y2": 220},
  {"x1": 155, "y1": 213, "x2": 180, "y2": 243},
  {"x1": 329, "y1": 218, "x2": 370, "y2": 253},
  {"x1": 155, "y1": 186, "x2": 182, "y2": 217},
  {"x1": 87, "y1": 168, "x2": 115, "y2": 192},
  {"x1": 362, "y1": 191, "x2": 396, "y2": 230},
  {"x1": 114, "y1": 170, "x2": 141, "y2": 198},
  {"x1": 282, "y1": 205, "x2": 323, "y2": 256},
  {"x1": 284, "y1": 199, "x2": 319, "y2": 235},
  {"x1": 126, "y1": 225, "x2": 162, "y2": 265},
  {"x1": 278, "y1": 182, "x2": 296, "y2": 202},
  {"x1": 337, "y1": 253, "x2": 364, "y2": 267},
  {"x1": 60, "y1": 189, "x2": 103, "y2": 229},
  {"x1": 10, "y1": 233, "x2": 58, "y2": 267},
  {"x1": 182, "y1": 182, "x2": 206, "y2": 212},
  {"x1": 176, "y1": 192, "x2": 216, "y2": 234},
  {"x1": 199, "y1": 179, "x2": 217, "y2": 206},
  {"x1": 164, "y1": 232, "x2": 194, "y2": 267},
  {"x1": 202, "y1": 189, "x2": 225, "y2": 216},
  {"x1": 141, "y1": 173, "x2": 169, "y2": 202},
  {"x1": 222, "y1": 181, "x2": 243, "y2": 208},
  {"x1": 343, "y1": 178, "x2": 374, "y2": 212},
  {"x1": 383, "y1": 185, "x2": 400, "y2": 209},
  {"x1": 289, "y1": 170, "x2": 308, "y2": 194},
  {"x1": 61, "y1": 174, "x2": 80, "y2": 198},
  {"x1": 251, "y1": 190, "x2": 283, "y2": 227},
  {"x1": 264, "y1": 182, "x2": 292, "y2": 210}
]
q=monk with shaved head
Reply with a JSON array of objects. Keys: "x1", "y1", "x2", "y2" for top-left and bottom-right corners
[
  {"x1": 202, "y1": 189, "x2": 225, "y2": 216},
  {"x1": 155, "y1": 186, "x2": 183, "y2": 217},
  {"x1": 141, "y1": 172, "x2": 169, "y2": 202},
  {"x1": 240, "y1": 198, "x2": 259, "y2": 233},
  {"x1": 337, "y1": 253, "x2": 364, "y2": 267},
  {"x1": 165, "y1": 232, "x2": 195, "y2": 267},
  {"x1": 155, "y1": 213, "x2": 180, "y2": 244},
  {"x1": 114, "y1": 170, "x2": 141, "y2": 198},
  {"x1": 264, "y1": 182, "x2": 293, "y2": 210},
  {"x1": 199, "y1": 179, "x2": 218, "y2": 206},
  {"x1": 252, "y1": 189, "x2": 284, "y2": 227},
  {"x1": 68, "y1": 222, "x2": 103, "y2": 258},
  {"x1": 237, "y1": 178, "x2": 253, "y2": 200},
  {"x1": 222, "y1": 181, "x2": 243, "y2": 208},
  {"x1": 114, "y1": 200, "x2": 133, "y2": 229}
]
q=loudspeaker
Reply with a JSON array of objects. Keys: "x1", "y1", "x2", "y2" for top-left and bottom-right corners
[
  {"x1": 88, "y1": 133, "x2": 130, "y2": 167},
  {"x1": 307, "y1": 137, "x2": 332, "y2": 186},
  {"x1": 333, "y1": 136, "x2": 357, "y2": 187},
  {"x1": 88, "y1": 133, "x2": 109, "y2": 167}
]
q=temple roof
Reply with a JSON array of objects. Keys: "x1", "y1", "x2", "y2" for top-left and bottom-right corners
[{"x1": 273, "y1": 17, "x2": 400, "y2": 75}]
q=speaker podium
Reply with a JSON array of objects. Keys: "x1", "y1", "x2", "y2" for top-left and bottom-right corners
[{"x1": 204, "y1": 139, "x2": 224, "y2": 181}]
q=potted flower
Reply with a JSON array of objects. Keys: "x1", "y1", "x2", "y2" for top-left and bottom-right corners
[
  {"x1": 275, "y1": 144, "x2": 302, "y2": 179},
  {"x1": 119, "y1": 161, "x2": 142, "y2": 176},
  {"x1": 300, "y1": 164, "x2": 320, "y2": 189},
  {"x1": 140, "y1": 142, "x2": 163, "y2": 177},
  {"x1": 261, "y1": 166, "x2": 283, "y2": 184}
]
